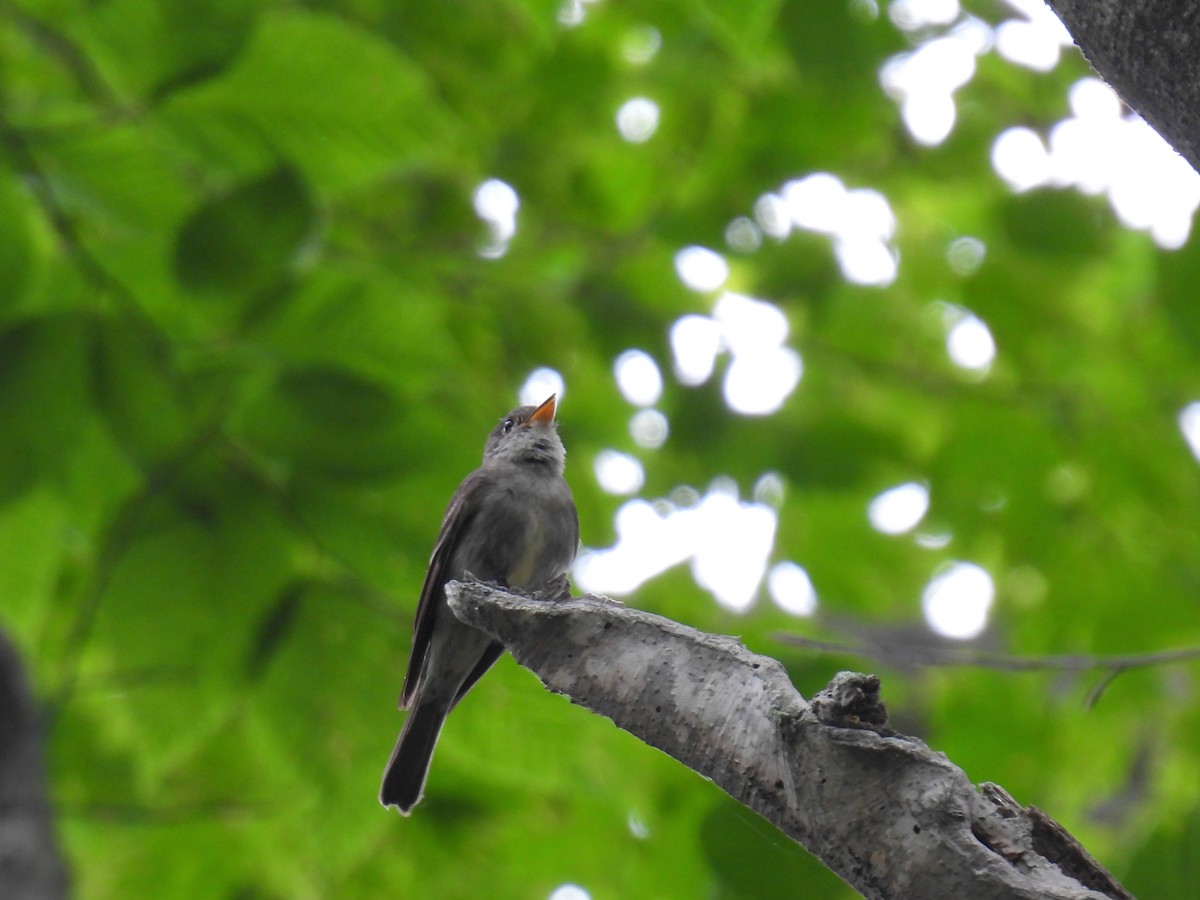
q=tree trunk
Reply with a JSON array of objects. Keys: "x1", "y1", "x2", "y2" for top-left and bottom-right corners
[
  {"x1": 0, "y1": 629, "x2": 70, "y2": 900},
  {"x1": 1045, "y1": 0, "x2": 1200, "y2": 173}
]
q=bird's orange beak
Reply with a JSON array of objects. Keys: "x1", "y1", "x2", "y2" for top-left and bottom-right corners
[{"x1": 529, "y1": 394, "x2": 557, "y2": 425}]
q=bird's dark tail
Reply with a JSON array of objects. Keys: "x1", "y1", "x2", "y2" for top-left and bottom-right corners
[{"x1": 380, "y1": 700, "x2": 446, "y2": 814}]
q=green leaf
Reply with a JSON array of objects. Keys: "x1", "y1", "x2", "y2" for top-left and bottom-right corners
[
  {"x1": 174, "y1": 166, "x2": 315, "y2": 300},
  {"x1": 1157, "y1": 237, "x2": 1200, "y2": 355},
  {"x1": 701, "y1": 793, "x2": 853, "y2": 898},
  {"x1": 90, "y1": 316, "x2": 194, "y2": 467},
  {"x1": 0, "y1": 166, "x2": 35, "y2": 312},
  {"x1": 1123, "y1": 802, "x2": 1200, "y2": 899},
  {"x1": 999, "y1": 189, "x2": 1111, "y2": 259},
  {"x1": 685, "y1": 0, "x2": 784, "y2": 59},
  {"x1": 162, "y1": 10, "x2": 455, "y2": 191},
  {"x1": 65, "y1": 0, "x2": 262, "y2": 101},
  {"x1": 0, "y1": 313, "x2": 91, "y2": 504},
  {"x1": 235, "y1": 364, "x2": 411, "y2": 481}
]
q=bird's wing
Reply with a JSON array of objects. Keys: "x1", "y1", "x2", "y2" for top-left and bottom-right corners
[{"x1": 399, "y1": 469, "x2": 489, "y2": 709}]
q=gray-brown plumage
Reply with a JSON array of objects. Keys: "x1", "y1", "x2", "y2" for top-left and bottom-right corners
[{"x1": 380, "y1": 395, "x2": 578, "y2": 813}]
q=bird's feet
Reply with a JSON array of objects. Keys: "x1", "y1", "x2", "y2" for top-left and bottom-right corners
[
  {"x1": 462, "y1": 572, "x2": 573, "y2": 602},
  {"x1": 531, "y1": 574, "x2": 573, "y2": 602}
]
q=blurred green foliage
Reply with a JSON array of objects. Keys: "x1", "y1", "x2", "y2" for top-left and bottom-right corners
[{"x1": 1, "y1": 0, "x2": 1198, "y2": 897}]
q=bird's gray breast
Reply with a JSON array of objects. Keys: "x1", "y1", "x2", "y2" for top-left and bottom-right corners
[{"x1": 451, "y1": 467, "x2": 576, "y2": 590}]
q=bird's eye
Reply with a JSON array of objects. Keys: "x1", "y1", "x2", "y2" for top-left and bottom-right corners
[{"x1": 502, "y1": 418, "x2": 515, "y2": 433}]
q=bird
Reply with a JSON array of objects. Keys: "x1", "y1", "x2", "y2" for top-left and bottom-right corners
[{"x1": 380, "y1": 394, "x2": 579, "y2": 813}]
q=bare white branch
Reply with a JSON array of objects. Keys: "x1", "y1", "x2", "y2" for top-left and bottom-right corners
[{"x1": 447, "y1": 582, "x2": 1130, "y2": 900}]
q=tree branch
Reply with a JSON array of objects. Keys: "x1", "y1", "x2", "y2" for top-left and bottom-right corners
[{"x1": 446, "y1": 582, "x2": 1131, "y2": 900}]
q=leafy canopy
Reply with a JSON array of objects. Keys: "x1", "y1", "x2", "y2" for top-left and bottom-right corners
[{"x1": 2, "y1": 0, "x2": 1198, "y2": 897}]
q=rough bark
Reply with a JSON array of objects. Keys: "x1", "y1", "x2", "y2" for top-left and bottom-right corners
[
  {"x1": 1045, "y1": 0, "x2": 1200, "y2": 173},
  {"x1": 0, "y1": 629, "x2": 70, "y2": 900},
  {"x1": 447, "y1": 583, "x2": 1131, "y2": 900}
]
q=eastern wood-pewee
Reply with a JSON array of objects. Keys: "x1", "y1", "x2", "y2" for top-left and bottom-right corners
[{"x1": 380, "y1": 394, "x2": 579, "y2": 813}]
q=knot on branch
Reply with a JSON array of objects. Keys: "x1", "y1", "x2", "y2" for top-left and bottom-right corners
[{"x1": 811, "y1": 671, "x2": 890, "y2": 730}]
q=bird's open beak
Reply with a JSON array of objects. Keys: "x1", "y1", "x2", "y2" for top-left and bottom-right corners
[{"x1": 529, "y1": 394, "x2": 557, "y2": 425}]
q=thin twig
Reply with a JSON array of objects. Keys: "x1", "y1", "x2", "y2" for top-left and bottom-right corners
[{"x1": 774, "y1": 633, "x2": 1200, "y2": 673}]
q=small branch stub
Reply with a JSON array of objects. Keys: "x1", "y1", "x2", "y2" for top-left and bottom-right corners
[{"x1": 811, "y1": 671, "x2": 890, "y2": 730}]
